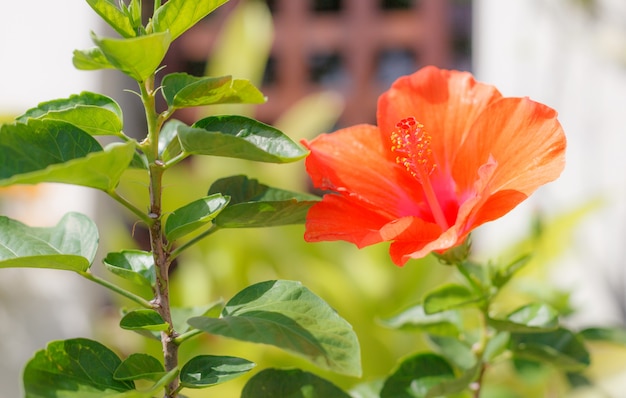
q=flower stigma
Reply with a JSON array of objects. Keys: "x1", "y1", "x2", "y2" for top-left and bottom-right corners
[{"x1": 391, "y1": 117, "x2": 449, "y2": 230}]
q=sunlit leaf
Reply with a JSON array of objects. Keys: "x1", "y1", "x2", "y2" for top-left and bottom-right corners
[
  {"x1": 488, "y1": 303, "x2": 559, "y2": 333},
  {"x1": 509, "y1": 328, "x2": 590, "y2": 371},
  {"x1": 164, "y1": 194, "x2": 230, "y2": 241},
  {"x1": 158, "y1": 119, "x2": 184, "y2": 163},
  {"x1": 379, "y1": 304, "x2": 461, "y2": 336},
  {"x1": 428, "y1": 335, "x2": 476, "y2": 370},
  {"x1": 114, "y1": 353, "x2": 165, "y2": 381},
  {"x1": 171, "y1": 301, "x2": 224, "y2": 334},
  {"x1": 422, "y1": 283, "x2": 484, "y2": 314},
  {"x1": 180, "y1": 355, "x2": 255, "y2": 388},
  {"x1": 152, "y1": 0, "x2": 228, "y2": 41},
  {"x1": 380, "y1": 353, "x2": 455, "y2": 398},
  {"x1": 425, "y1": 362, "x2": 481, "y2": 398},
  {"x1": 187, "y1": 280, "x2": 361, "y2": 376},
  {"x1": 92, "y1": 31, "x2": 171, "y2": 82},
  {"x1": 86, "y1": 0, "x2": 136, "y2": 37},
  {"x1": 178, "y1": 115, "x2": 308, "y2": 163},
  {"x1": 23, "y1": 338, "x2": 134, "y2": 397},
  {"x1": 17, "y1": 92, "x2": 123, "y2": 137},
  {"x1": 103, "y1": 250, "x2": 155, "y2": 298},
  {"x1": 207, "y1": 175, "x2": 318, "y2": 228},
  {"x1": 120, "y1": 309, "x2": 169, "y2": 332},
  {"x1": 0, "y1": 213, "x2": 98, "y2": 272},
  {"x1": 482, "y1": 332, "x2": 510, "y2": 362},
  {"x1": 241, "y1": 368, "x2": 351, "y2": 398},
  {"x1": 73, "y1": 47, "x2": 116, "y2": 71},
  {"x1": 162, "y1": 73, "x2": 265, "y2": 108}
]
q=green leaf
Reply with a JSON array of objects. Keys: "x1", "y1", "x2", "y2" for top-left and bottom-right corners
[
  {"x1": 179, "y1": 115, "x2": 308, "y2": 163},
  {"x1": 120, "y1": 309, "x2": 169, "y2": 332},
  {"x1": 425, "y1": 362, "x2": 481, "y2": 398},
  {"x1": 208, "y1": 175, "x2": 318, "y2": 228},
  {"x1": 0, "y1": 139, "x2": 136, "y2": 191},
  {"x1": 380, "y1": 353, "x2": 455, "y2": 398},
  {"x1": 23, "y1": 338, "x2": 134, "y2": 397},
  {"x1": 488, "y1": 303, "x2": 559, "y2": 333},
  {"x1": 580, "y1": 327, "x2": 626, "y2": 345},
  {"x1": 114, "y1": 353, "x2": 165, "y2": 381},
  {"x1": 86, "y1": 0, "x2": 136, "y2": 37},
  {"x1": 103, "y1": 250, "x2": 155, "y2": 298},
  {"x1": 152, "y1": 0, "x2": 228, "y2": 41},
  {"x1": 159, "y1": 120, "x2": 184, "y2": 163},
  {"x1": 242, "y1": 368, "x2": 352, "y2": 398},
  {"x1": 180, "y1": 355, "x2": 255, "y2": 388},
  {"x1": 162, "y1": 73, "x2": 265, "y2": 108},
  {"x1": 0, "y1": 213, "x2": 98, "y2": 272},
  {"x1": 509, "y1": 328, "x2": 590, "y2": 371},
  {"x1": 187, "y1": 280, "x2": 361, "y2": 376},
  {"x1": 17, "y1": 92, "x2": 123, "y2": 137},
  {"x1": 493, "y1": 255, "x2": 532, "y2": 288},
  {"x1": 428, "y1": 336, "x2": 476, "y2": 370},
  {"x1": 380, "y1": 304, "x2": 461, "y2": 336},
  {"x1": 422, "y1": 283, "x2": 484, "y2": 314},
  {"x1": 171, "y1": 301, "x2": 224, "y2": 334},
  {"x1": 164, "y1": 194, "x2": 230, "y2": 241},
  {"x1": 92, "y1": 31, "x2": 171, "y2": 82},
  {"x1": 482, "y1": 332, "x2": 510, "y2": 362},
  {"x1": 73, "y1": 47, "x2": 116, "y2": 71}
]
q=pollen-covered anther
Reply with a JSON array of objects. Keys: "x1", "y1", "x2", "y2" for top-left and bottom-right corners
[{"x1": 390, "y1": 117, "x2": 436, "y2": 183}]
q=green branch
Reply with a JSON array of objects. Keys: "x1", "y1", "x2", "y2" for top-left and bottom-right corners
[{"x1": 78, "y1": 271, "x2": 153, "y2": 309}]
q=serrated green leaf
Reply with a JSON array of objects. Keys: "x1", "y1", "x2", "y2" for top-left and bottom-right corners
[
  {"x1": 579, "y1": 327, "x2": 626, "y2": 345},
  {"x1": 422, "y1": 283, "x2": 484, "y2": 314},
  {"x1": 17, "y1": 92, "x2": 123, "y2": 137},
  {"x1": 380, "y1": 353, "x2": 455, "y2": 398},
  {"x1": 179, "y1": 115, "x2": 308, "y2": 163},
  {"x1": 103, "y1": 250, "x2": 155, "y2": 298},
  {"x1": 187, "y1": 280, "x2": 361, "y2": 376},
  {"x1": 242, "y1": 368, "x2": 352, "y2": 398},
  {"x1": 0, "y1": 213, "x2": 98, "y2": 272},
  {"x1": 86, "y1": 0, "x2": 136, "y2": 37},
  {"x1": 488, "y1": 303, "x2": 559, "y2": 333},
  {"x1": 92, "y1": 31, "x2": 171, "y2": 82},
  {"x1": 164, "y1": 194, "x2": 230, "y2": 241},
  {"x1": 120, "y1": 309, "x2": 169, "y2": 332},
  {"x1": 23, "y1": 338, "x2": 134, "y2": 398},
  {"x1": 207, "y1": 175, "x2": 318, "y2": 228},
  {"x1": 73, "y1": 47, "x2": 116, "y2": 71},
  {"x1": 152, "y1": 0, "x2": 228, "y2": 41},
  {"x1": 379, "y1": 304, "x2": 461, "y2": 336},
  {"x1": 114, "y1": 353, "x2": 165, "y2": 381},
  {"x1": 180, "y1": 355, "x2": 255, "y2": 388},
  {"x1": 162, "y1": 73, "x2": 265, "y2": 108},
  {"x1": 509, "y1": 328, "x2": 590, "y2": 371}
]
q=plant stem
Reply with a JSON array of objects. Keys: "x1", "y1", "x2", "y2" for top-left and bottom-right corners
[
  {"x1": 141, "y1": 77, "x2": 179, "y2": 397},
  {"x1": 168, "y1": 224, "x2": 219, "y2": 261},
  {"x1": 107, "y1": 190, "x2": 153, "y2": 226},
  {"x1": 78, "y1": 271, "x2": 153, "y2": 309}
]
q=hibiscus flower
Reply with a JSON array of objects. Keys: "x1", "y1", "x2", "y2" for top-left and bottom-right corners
[{"x1": 302, "y1": 66, "x2": 566, "y2": 266}]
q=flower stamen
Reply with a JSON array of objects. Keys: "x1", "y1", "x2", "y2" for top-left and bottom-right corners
[{"x1": 391, "y1": 117, "x2": 449, "y2": 230}]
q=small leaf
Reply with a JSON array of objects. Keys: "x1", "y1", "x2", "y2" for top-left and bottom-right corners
[
  {"x1": 187, "y1": 280, "x2": 361, "y2": 377},
  {"x1": 23, "y1": 338, "x2": 134, "y2": 397},
  {"x1": 379, "y1": 304, "x2": 461, "y2": 336},
  {"x1": 162, "y1": 73, "x2": 265, "y2": 108},
  {"x1": 171, "y1": 301, "x2": 224, "y2": 334},
  {"x1": 509, "y1": 328, "x2": 590, "y2": 371},
  {"x1": 482, "y1": 332, "x2": 510, "y2": 362},
  {"x1": 0, "y1": 213, "x2": 98, "y2": 272},
  {"x1": 120, "y1": 309, "x2": 169, "y2": 332},
  {"x1": 580, "y1": 327, "x2": 626, "y2": 345},
  {"x1": 425, "y1": 362, "x2": 482, "y2": 398},
  {"x1": 493, "y1": 255, "x2": 532, "y2": 288},
  {"x1": 86, "y1": 0, "x2": 137, "y2": 38},
  {"x1": 92, "y1": 31, "x2": 171, "y2": 82},
  {"x1": 428, "y1": 335, "x2": 476, "y2": 370},
  {"x1": 180, "y1": 355, "x2": 255, "y2": 388},
  {"x1": 158, "y1": 120, "x2": 184, "y2": 163},
  {"x1": 488, "y1": 303, "x2": 559, "y2": 333},
  {"x1": 114, "y1": 353, "x2": 165, "y2": 381},
  {"x1": 103, "y1": 250, "x2": 155, "y2": 298},
  {"x1": 423, "y1": 283, "x2": 484, "y2": 314},
  {"x1": 380, "y1": 353, "x2": 455, "y2": 398},
  {"x1": 17, "y1": 92, "x2": 123, "y2": 137},
  {"x1": 242, "y1": 368, "x2": 352, "y2": 398},
  {"x1": 152, "y1": 0, "x2": 228, "y2": 41},
  {"x1": 208, "y1": 175, "x2": 318, "y2": 228},
  {"x1": 179, "y1": 115, "x2": 308, "y2": 163},
  {"x1": 164, "y1": 194, "x2": 230, "y2": 241},
  {"x1": 73, "y1": 47, "x2": 116, "y2": 71}
]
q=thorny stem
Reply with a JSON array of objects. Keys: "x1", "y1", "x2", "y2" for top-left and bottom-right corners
[{"x1": 140, "y1": 77, "x2": 179, "y2": 397}]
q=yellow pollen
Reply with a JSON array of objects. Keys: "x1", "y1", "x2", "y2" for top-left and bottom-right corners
[{"x1": 390, "y1": 117, "x2": 437, "y2": 183}]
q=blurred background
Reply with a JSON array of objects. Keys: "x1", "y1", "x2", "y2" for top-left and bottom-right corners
[{"x1": 2, "y1": 0, "x2": 626, "y2": 396}]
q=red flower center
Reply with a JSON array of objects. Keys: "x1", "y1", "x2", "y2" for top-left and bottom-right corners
[{"x1": 391, "y1": 117, "x2": 449, "y2": 230}]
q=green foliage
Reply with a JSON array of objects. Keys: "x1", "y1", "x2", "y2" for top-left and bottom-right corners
[
  {"x1": 165, "y1": 194, "x2": 229, "y2": 241},
  {"x1": 162, "y1": 73, "x2": 265, "y2": 108},
  {"x1": 241, "y1": 368, "x2": 352, "y2": 398},
  {"x1": 180, "y1": 355, "x2": 255, "y2": 388}
]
